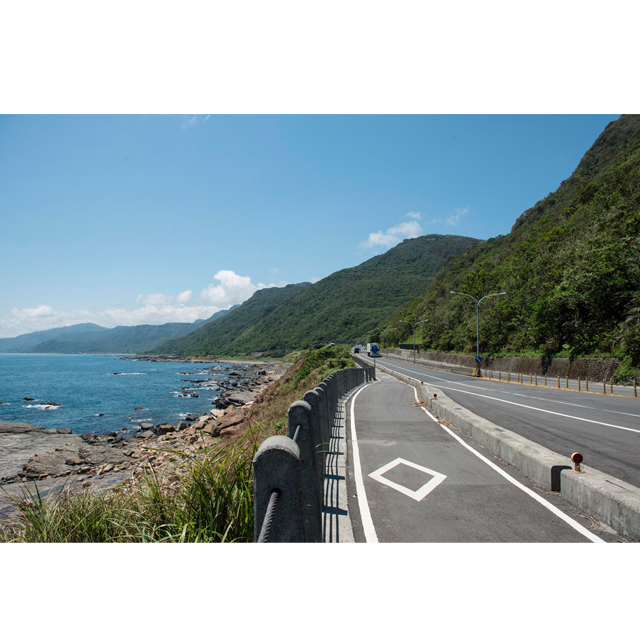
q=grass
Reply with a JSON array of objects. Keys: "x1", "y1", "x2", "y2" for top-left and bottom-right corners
[
  {"x1": 0, "y1": 345, "x2": 354, "y2": 543},
  {"x1": 0, "y1": 437, "x2": 255, "y2": 543}
]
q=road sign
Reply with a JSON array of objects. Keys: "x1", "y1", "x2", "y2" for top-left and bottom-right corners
[
  {"x1": 371, "y1": 345, "x2": 379, "y2": 353},
  {"x1": 475, "y1": 356, "x2": 483, "y2": 364}
]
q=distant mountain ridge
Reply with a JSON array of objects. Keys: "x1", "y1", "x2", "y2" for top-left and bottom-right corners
[
  {"x1": 0, "y1": 307, "x2": 238, "y2": 354},
  {"x1": 151, "y1": 234, "x2": 481, "y2": 357},
  {"x1": 0, "y1": 323, "x2": 108, "y2": 352}
]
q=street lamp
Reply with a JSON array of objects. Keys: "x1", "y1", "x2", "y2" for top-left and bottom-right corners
[
  {"x1": 399, "y1": 319, "x2": 428, "y2": 365},
  {"x1": 450, "y1": 291, "x2": 506, "y2": 360}
]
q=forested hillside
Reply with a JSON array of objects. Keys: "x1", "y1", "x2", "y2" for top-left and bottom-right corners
[
  {"x1": 154, "y1": 235, "x2": 480, "y2": 357},
  {"x1": 382, "y1": 115, "x2": 640, "y2": 373},
  {"x1": 153, "y1": 283, "x2": 313, "y2": 356}
]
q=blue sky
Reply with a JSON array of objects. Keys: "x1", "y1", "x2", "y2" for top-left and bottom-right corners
[{"x1": 0, "y1": 114, "x2": 619, "y2": 337}]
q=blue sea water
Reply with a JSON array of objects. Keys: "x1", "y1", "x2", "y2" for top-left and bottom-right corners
[{"x1": 0, "y1": 354, "x2": 243, "y2": 435}]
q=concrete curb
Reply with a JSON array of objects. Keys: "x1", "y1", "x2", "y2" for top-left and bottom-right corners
[{"x1": 376, "y1": 361, "x2": 640, "y2": 541}]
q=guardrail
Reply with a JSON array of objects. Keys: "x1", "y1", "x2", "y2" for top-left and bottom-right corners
[{"x1": 253, "y1": 362, "x2": 374, "y2": 542}]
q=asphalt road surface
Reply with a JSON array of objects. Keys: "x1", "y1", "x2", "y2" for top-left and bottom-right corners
[
  {"x1": 362, "y1": 354, "x2": 640, "y2": 489},
  {"x1": 345, "y1": 372, "x2": 621, "y2": 542}
]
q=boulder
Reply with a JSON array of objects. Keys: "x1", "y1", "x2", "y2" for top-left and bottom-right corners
[{"x1": 157, "y1": 423, "x2": 175, "y2": 434}]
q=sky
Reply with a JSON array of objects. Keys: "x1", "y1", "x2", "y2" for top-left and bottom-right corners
[{"x1": 0, "y1": 114, "x2": 620, "y2": 338}]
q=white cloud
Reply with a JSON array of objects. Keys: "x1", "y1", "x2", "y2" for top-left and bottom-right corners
[
  {"x1": 358, "y1": 219, "x2": 423, "y2": 251},
  {"x1": 430, "y1": 207, "x2": 470, "y2": 227},
  {"x1": 406, "y1": 211, "x2": 422, "y2": 220},
  {"x1": 177, "y1": 290, "x2": 192, "y2": 303},
  {"x1": 142, "y1": 293, "x2": 173, "y2": 305},
  {"x1": 11, "y1": 305, "x2": 55, "y2": 319},
  {"x1": 182, "y1": 114, "x2": 210, "y2": 128},
  {"x1": 0, "y1": 303, "x2": 227, "y2": 338},
  {"x1": 0, "y1": 270, "x2": 293, "y2": 338},
  {"x1": 199, "y1": 270, "x2": 260, "y2": 306}
]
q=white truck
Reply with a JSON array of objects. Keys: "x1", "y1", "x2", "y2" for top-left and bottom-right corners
[{"x1": 366, "y1": 342, "x2": 380, "y2": 357}]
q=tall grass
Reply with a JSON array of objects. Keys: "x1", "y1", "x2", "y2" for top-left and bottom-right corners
[{"x1": 0, "y1": 437, "x2": 255, "y2": 543}]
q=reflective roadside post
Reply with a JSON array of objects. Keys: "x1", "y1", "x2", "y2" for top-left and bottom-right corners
[
  {"x1": 399, "y1": 319, "x2": 428, "y2": 365},
  {"x1": 450, "y1": 291, "x2": 506, "y2": 373}
]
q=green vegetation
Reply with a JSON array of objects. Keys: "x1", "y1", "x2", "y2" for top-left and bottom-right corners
[
  {"x1": 1, "y1": 442, "x2": 254, "y2": 542},
  {"x1": 0, "y1": 345, "x2": 354, "y2": 542},
  {"x1": 153, "y1": 235, "x2": 480, "y2": 358},
  {"x1": 379, "y1": 115, "x2": 640, "y2": 375}
]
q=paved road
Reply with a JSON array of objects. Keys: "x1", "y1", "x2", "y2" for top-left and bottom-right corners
[
  {"x1": 345, "y1": 372, "x2": 617, "y2": 542},
  {"x1": 362, "y1": 354, "x2": 640, "y2": 488}
]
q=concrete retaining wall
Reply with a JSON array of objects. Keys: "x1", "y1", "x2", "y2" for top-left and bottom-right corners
[{"x1": 386, "y1": 348, "x2": 621, "y2": 382}]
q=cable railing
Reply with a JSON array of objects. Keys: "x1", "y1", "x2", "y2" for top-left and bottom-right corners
[{"x1": 253, "y1": 361, "x2": 374, "y2": 542}]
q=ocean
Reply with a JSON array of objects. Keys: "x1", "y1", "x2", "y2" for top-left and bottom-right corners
[{"x1": 0, "y1": 353, "x2": 244, "y2": 435}]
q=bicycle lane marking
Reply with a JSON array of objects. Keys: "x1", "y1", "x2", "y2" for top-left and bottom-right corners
[{"x1": 406, "y1": 383, "x2": 604, "y2": 543}]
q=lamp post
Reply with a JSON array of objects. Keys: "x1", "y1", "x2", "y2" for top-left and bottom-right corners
[
  {"x1": 449, "y1": 291, "x2": 506, "y2": 360},
  {"x1": 399, "y1": 319, "x2": 428, "y2": 365}
]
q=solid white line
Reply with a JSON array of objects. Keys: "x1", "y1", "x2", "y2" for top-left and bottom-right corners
[
  {"x1": 348, "y1": 383, "x2": 379, "y2": 543},
  {"x1": 385, "y1": 361, "x2": 640, "y2": 435},
  {"x1": 407, "y1": 384, "x2": 604, "y2": 543},
  {"x1": 383, "y1": 358, "x2": 640, "y2": 418}
]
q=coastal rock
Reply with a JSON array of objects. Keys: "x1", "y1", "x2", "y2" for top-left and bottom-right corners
[
  {"x1": 157, "y1": 423, "x2": 175, "y2": 434},
  {"x1": 22, "y1": 397, "x2": 36, "y2": 402},
  {"x1": 211, "y1": 408, "x2": 245, "y2": 436},
  {"x1": 20, "y1": 442, "x2": 130, "y2": 478}
]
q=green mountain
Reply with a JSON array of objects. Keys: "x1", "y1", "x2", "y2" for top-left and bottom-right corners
[
  {"x1": 0, "y1": 323, "x2": 108, "y2": 353},
  {"x1": 14, "y1": 307, "x2": 237, "y2": 354},
  {"x1": 153, "y1": 283, "x2": 313, "y2": 356},
  {"x1": 382, "y1": 114, "x2": 640, "y2": 368},
  {"x1": 153, "y1": 234, "x2": 481, "y2": 357}
]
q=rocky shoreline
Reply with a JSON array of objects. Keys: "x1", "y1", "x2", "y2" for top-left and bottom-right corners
[{"x1": 0, "y1": 360, "x2": 289, "y2": 522}]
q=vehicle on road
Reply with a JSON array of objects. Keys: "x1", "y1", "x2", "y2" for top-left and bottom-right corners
[{"x1": 366, "y1": 342, "x2": 380, "y2": 357}]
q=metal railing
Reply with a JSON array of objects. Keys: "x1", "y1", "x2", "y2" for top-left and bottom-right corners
[{"x1": 253, "y1": 362, "x2": 374, "y2": 542}]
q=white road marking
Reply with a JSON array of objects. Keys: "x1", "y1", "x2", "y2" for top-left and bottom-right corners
[
  {"x1": 368, "y1": 458, "x2": 447, "y2": 501},
  {"x1": 383, "y1": 361, "x2": 640, "y2": 435},
  {"x1": 383, "y1": 358, "x2": 640, "y2": 418},
  {"x1": 348, "y1": 383, "x2": 379, "y2": 543},
  {"x1": 406, "y1": 384, "x2": 605, "y2": 543}
]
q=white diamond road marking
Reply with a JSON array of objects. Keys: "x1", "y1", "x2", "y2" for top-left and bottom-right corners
[{"x1": 368, "y1": 458, "x2": 447, "y2": 502}]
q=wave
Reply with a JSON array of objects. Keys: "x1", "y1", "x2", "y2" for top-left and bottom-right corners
[
  {"x1": 110, "y1": 372, "x2": 147, "y2": 376},
  {"x1": 24, "y1": 404, "x2": 61, "y2": 411}
]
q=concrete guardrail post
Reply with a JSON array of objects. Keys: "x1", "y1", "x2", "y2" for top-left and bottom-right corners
[
  {"x1": 303, "y1": 388, "x2": 326, "y2": 500},
  {"x1": 253, "y1": 436, "x2": 305, "y2": 542},
  {"x1": 288, "y1": 400, "x2": 323, "y2": 542},
  {"x1": 318, "y1": 381, "x2": 329, "y2": 445}
]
